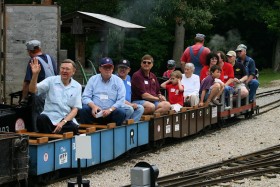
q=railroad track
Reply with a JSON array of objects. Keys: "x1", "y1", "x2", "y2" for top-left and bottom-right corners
[
  {"x1": 154, "y1": 88, "x2": 280, "y2": 186},
  {"x1": 157, "y1": 144, "x2": 280, "y2": 186},
  {"x1": 255, "y1": 88, "x2": 280, "y2": 115}
]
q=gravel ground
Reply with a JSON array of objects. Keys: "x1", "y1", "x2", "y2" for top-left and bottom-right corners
[{"x1": 49, "y1": 84, "x2": 280, "y2": 187}]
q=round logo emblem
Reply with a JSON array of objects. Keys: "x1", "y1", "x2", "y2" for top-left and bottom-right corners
[
  {"x1": 44, "y1": 153, "x2": 48, "y2": 162},
  {"x1": 15, "y1": 118, "x2": 25, "y2": 131}
]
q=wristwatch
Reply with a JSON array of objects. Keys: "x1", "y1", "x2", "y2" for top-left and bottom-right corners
[
  {"x1": 109, "y1": 108, "x2": 113, "y2": 112},
  {"x1": 62, "y1": 119, "x2": 67, "y2": 124}
]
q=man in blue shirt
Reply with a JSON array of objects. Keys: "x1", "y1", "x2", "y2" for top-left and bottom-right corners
[
  {"x1": 29, "y1": 59, "x2": 82, "y2": 135},
  {"x1": 79, "y1": 57, "x2": 126, "y2": 126},
  {"x1": 117, "y1": 59, "x2": 144, "y2": 122},
  {"x1": 235, "y1": 44, "x2": 259, "y2": 102}
]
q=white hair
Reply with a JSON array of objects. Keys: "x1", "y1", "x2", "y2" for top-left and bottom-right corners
[{"x1": 185, "y1": 63, "x2": 195, "y2": 71}]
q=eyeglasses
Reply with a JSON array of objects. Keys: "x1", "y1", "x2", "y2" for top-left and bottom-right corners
[
  {"x1": 142, "y1": 61, "x2": 152, "y2": 65},
  {"x1": 210, "y1": 57, "x2": 217, "y2": 61}
]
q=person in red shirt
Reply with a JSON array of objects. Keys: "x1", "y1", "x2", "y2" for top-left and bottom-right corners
[
  {"x1": 161, "y1": 70, "x2": 184, "y2": 107},
  {"x1": 217, "y1": 51, "x2": 235, "y2": 109},
  {"x1": 180, "y1": 33, "x2": 210, "y2": 75},
  {"x1": 200, "y1": 52, "x2": 224, "y2": 82}
]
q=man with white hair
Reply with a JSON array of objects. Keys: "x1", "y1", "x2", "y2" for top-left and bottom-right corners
[
  {"x1": 226, "y1": 50, "x2": 249, "y2": 98},
  {"x1": 235, "y1": 44, "x2": 259, "y2": 102},
  {"x1": 181, "y1": 63, "x2": 200, "y2": 107}
]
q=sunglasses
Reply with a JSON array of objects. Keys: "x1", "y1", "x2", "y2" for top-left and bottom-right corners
[{"x1": 142, "y1": 61, "x2": 152, "y2": 65}]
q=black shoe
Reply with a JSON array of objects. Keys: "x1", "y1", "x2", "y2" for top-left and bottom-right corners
[{"x1": 212, "y1": 99, "x2": 223, "y2": 106}]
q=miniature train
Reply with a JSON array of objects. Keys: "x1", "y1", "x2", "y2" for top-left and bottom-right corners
[{"x1": 0, "y1": 90, "x2": 257, "y2": 186}]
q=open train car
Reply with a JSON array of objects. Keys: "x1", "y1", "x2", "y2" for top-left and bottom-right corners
[{"x1": 0, "y1": 89, "x2": 257, "y2": 186}]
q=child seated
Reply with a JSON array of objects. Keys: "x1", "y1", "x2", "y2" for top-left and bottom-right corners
[
  {"x1": 161, "y1": 70, "x2": 184, "y2": 112},
  {"x1": 199, "y1": 65, "x2": 224, "y2": 107}
]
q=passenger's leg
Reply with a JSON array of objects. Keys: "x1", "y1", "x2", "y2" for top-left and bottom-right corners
[
  {"x1": 122, "y1": 105, "x2": 134, "y2": 121},
  {"x1": 37, "y1": 114, "x2": 54, "y2": 133},
  {"x1": 155, "y1": 101, "x2": 171, "y2": 113},
  {"x1": 78, "y1": 104, "x2": 95, "y2": 124},
  {"x1": 142, "y1": 101, "x2": 156, "y2": 114},
  {"x1": 130, "y1": 104, "x2": 144, "y2": 122},
  {"x1": 248, "y1": 79, "x2": 259, "y2": 102},
  {"x1": 110, "y1": 108, "x2": 126, "y2": 126},
  {"x1": 60, "y1": 121, "x2": 79, "y2": 135},
  {"x1": 240, "y1": 85, "x2": 249, "y2": 99}
]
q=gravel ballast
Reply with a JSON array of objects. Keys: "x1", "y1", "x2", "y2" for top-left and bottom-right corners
[{"x1": 49, "y1": 85, "x2": 280, "y2": 187}]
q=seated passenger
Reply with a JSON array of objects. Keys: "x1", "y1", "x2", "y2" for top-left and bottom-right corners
[
  {"x1": 235, "y1": 44, "x2": 259, "y2": 102},
  {"x1": 199, "y1": 65, "x2": 224, "y2": 107},
  {"x1": 29, "y1": 59, "x2": 82, "y2": 135},
  {"x1": 217, "y1": 51, "x2": 235, "y2": 109},
  {"x1": 200, "y1": 52, "x2": 225, "y2": 82},
  {"x1": 161, "y1": 70, "x2": 184, "y2": 111},
  {"x1": 78, "y1": 57, "x2": 126, "y2": 126},
  {"x1": 162, "y1": 59, "x2": 176, "y2": 79},
  {"x1": 131, "y1": 54, "x2": 171, "y2": 115},
  {"x1": 226, "y1": 51, "x2": 249, "y2": 98},
  {"x1": 181, "y1": 63, "x2": 200, "y2": 107},
  {"x1": 116, "y1": 59, "x2": 144, "y2": 122}
]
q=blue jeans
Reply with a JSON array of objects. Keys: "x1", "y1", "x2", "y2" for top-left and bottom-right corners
[
  {"x1": 224, "y1": 85, "x2": 234, "y2": 106},
  {"x1": 78, "y1": 104, "x2": 126, "y2": 126},
  {"x1": 248, "y1": 79, "x2": 259, "y2": 102},
  {"x1": 122, "y1": 104, "x2": 144, "y2": 122}
]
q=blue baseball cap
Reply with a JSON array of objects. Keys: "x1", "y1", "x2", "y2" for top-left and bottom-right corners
[{"x1": 99, "y1": 57, "x2": 113, "y2": 66}]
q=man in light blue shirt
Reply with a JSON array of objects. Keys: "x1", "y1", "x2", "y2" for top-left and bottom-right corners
[
  {"x1": 79, "y1": 57, "x2": 126, "y2": 126},
  {"x1": 117, "y1": 59, "x2": 144, "y2": 122},
  {"x1": 29, "y1": 59, "x2": 82, "y2": 135}
]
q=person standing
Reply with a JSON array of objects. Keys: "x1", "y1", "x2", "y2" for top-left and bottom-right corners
[
  {"x1": 116, "y1": 59, "x2": 144, "y2": 122},
  {"x1": 180, "y1": 33, "x2": 211, "y2": 75},
  {"x1": 29, "y1": 58, "x2": 81, "y2": 135},
  {"x1": 235, "y1": 44, "x2": 259, "y2": 102},
  {"x1": 131, "y1": 54, "x2": 171, "y2": 115},
  {"x1": 22, "y1": 39, "x2": 58, "y2": 131},
  {"x1": 226, "y1": 51, "x2": 249, "y2": 98},
  {"x1": 79, "y1": 57, "x2": 126, "y2": 126},
  {"x1": 181, "y1": 63, "x2": 200, "y2": 107}
]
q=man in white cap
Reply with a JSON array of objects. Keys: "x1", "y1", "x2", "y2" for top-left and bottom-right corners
[
  {"x1": 226, "y1": 50, "x2": 249, "y2": 98},
  {"x1": 180, "y1": 33, "x2": 211, "y2": 75},
  {"x1": 235, "y1": 44, "x2": 259, "y2": 102},
  {"x1": 22, "y1": 39, "x2": 58, "y2": 131}
]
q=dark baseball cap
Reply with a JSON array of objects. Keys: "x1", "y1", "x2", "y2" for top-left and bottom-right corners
[
  {"x1": 118, "y1": 59, "x2": 130, "y2": 68},
  {"x1": 99, "y1": 57, "x2": 113, "y2": 66},
  {"x1": 26, "y1": 40, "x2": 41, "y2": 50},
  {"x1": 167, "y1": 59, "x2": 176, "y2": 67}
]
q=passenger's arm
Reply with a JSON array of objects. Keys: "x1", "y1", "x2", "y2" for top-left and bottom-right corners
[
  {"x1": 29, "y1": 58, "x2": 41, "y2": 93},
  {"x1": 53, "y1": 107, "x2": 78, "y2": 134}
]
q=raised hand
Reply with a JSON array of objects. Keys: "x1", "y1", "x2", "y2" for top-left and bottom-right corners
[{"x1": 30, "y1": 57, "x2": 41, "y2": 74}]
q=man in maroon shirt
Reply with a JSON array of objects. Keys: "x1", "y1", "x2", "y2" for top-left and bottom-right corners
[
  {"x1": 180, "y1": 33, "x2": 210, "y2": 75},
  {"x1": 131, "y1": 54, "x2": 171, "y2": 114}
]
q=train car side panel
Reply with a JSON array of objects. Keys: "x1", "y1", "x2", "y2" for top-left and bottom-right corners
[
  {"x1": 126, "y1": 123, "x2": 138, "y2": 150},
  {"x1": 114, "y1": 126, "x2": 126, "y2": 158},
  {"x1": 137, "y1": 121, "x2": 149, "y2": 146},
  {"x1": 101, "y1": 129, "x2": 114, "y2": 163},
  {"x1": 54, "y1": 139, "x2": 71, "y2": 170},
  {"x1": 29, "y1": 143, "x2": 55, "y2": 175},
  {"x1": 172, "y1": 113, "x2": 181, "y2": 138},
  {"x1": 86, "y1": 132, "x2": 101, "y2": 167}
]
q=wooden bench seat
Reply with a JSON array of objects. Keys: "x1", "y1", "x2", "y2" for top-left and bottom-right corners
[{"x1": 79, "y1": 122, "x2": 116, "y2": 129}]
